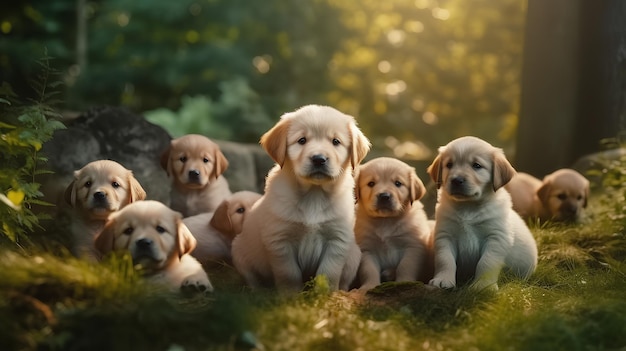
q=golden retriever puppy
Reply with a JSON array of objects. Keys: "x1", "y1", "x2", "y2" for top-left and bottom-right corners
[
  {"x1": 427, "y1": 136, "x2": 537, "y2": 291},
  {"x1": 505, "y1": 169, "x2": 589, "y2": 223},
  {"x1": 183, "y1": 191, "x2": 262, "y2": 265},
  {"x1": 95, "y1": 200, "x2": 213, "y2": 293},
  {"x1": 354, "y1": 157, "x2": 433, "y2": 290},
  {"x1": 231, "y1": 105, "x2": 371, "y2": 293},
  {"x1": 161, "y1": 134, "x2": 232, "y2": 217},
  {"x1": 64, "y1": 160, "x2": 146, "y2": 259}
]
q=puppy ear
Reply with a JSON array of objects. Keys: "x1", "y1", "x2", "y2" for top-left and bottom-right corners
[
  {"x1": 349, "y1": 121, "x2": 371, "y2": 170},
  {"x1": 94, "y1": 218, "x2": 117, "y2": 256},
  {"x1": 176, "y1": 217, "x2": 197, "y2": 257},
  {"x1": 260, "y1": 118, "x2": 290, "y2": 167},
  {"x1": 64, "y1": 178, "x2": 78, "y2": 207},
  {"x1": 210, "y1": 199, "x2": 234, "y2": 236},
  {"x1": 353, "y1": 167, "x2": 362, "y2": 203},
  {"x1": 427, "y1": 153, "x2": 443, "y2": 189},
  {"x1": 492, "y1": 150, "x2": 516, "y2": 191},
  {"x1": 536, "y1": 182, "x2": 551, "y2": 206},
  {"x1": 409, "y1": 168, "x2": 426, "y2": 203},
  {"x1": 212, "y1": 149, "x2": 230, "y2": 179},
  {"x1": 160, "y1": 143, "x2": 172, "y2": 176},
  {"x1": 583, "y1": 179, "x2": 590, "y2": 208},
  {"x1": 127, "y1": 172, "x2": 147, "y2": 203}
]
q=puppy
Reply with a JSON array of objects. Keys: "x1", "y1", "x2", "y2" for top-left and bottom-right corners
[
  {"x1": 354, "y1": 157, "x2": 433, "y2": 290},
  {"x1": 95, "y1": 200, "x2": 213, "y2": 293},
  {"x1": 183, "y1": 191, "x2": 262, "y2": 265},
  {"x1": 231, "y1": 105, "x2": 371, "y2": 293},
  {"x1": 64, "y1": 160, "x2": 146, "y2": 259},
  {"x1": 161, "y1": 134, "x2": 232, "y2": 217},
  {"x1": 427, "y1": 136, "x2": 537, "y2": 291},
  {"x1": 505, "y1": 169, "x2": 589, "y2": 223}
]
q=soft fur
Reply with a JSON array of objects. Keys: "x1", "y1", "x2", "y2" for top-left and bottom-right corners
[
  {"x1": 354, "y1": 157, "x2": 434, "y2": 290},
  {"x1": 184, "y1": 191, "x2": 262, "y2": 265},
  {"x1": 231, "y1": 104, "x2": 371, "y2": 293},
  {"x1": 161, "y1": 134, "x2": 232, "y2": 217},
  {"x1": 64, "y1": 160, "x2": 146, "y2": 259},
  {"x1": 95, "y1": 200, "x2": 213, "y2": 293},
  {"x1": 427, "y1": 136, "x2": 537, "y2": 291},
  {"x1": 505, "y1": 169, "x2": 589, "y2": 223}
]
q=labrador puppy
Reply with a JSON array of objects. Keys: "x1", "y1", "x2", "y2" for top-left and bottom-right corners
[
  {"x1": 95, "y1": 200, "x2": 213, "y2": 293},
  {"x1": 183, "y1": 191, "x2": 262, "y2": 265},
  {"x1": 505, "y1": 169, "x2": 589, "y2": 223},
  {"x1": 231, "y1": 105, "x2": 371, "y2": 293},
  {"x1": 354, "y1": 157, "x2": 434, "y2": 291},
  {"x1": 427, "y1": 136, "x2": 537, "y2": 291},
  {"x1": 161, "y1": 134, "x2": 232, "y2": 217},
  {"x1": 64, "y1": 160, "x2": 147, "y2": 259}
]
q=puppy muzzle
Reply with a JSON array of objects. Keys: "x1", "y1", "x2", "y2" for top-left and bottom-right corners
[
  {"x1": 375, "y1": 192, "x2": 395, "y2": 211},
  {"x1": 131, "y1": 238, "x2": 162, "y2": 268},
  {"x1": 305, "y1": 154, "x2": 332, "y2": 179}
]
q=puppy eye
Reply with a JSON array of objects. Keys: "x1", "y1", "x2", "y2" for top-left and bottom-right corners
[
  {"x1": 446, "y1": 162, "x2": 453, "y2": 169},
  {"x1": 577, "y1": 195, "x2": 583, "y2": 200},
  {"x1": 84, "y1": 181, "x2": 92, "y2": 188},
  {"x1": 112, "y1": 182, "x2": 120, "y2": 188},
  {"x1": 155, "y1": 225, "x2": 166, "y2": 233},
  {"x1": 367, "y1": 181, "x2": 375, "y2": 187},
  {"x1": 472, "y1": 163, "x2": 483, "y2": 170},
  {"x1": 236, "y1": 207, "x2": 245, "y2": 214},
  {"x1": 298, "y1": 137, "x2": 306, "y2": 145},
  {"x1": 179, "y1": 156, "x2": 187, "y2": 163},
  {"x1": 394, "y1": 181, "x2": 403, "y2": 187},
  {"x1": 557, "y1": 193, "x2": 567, "y2": 200},
  {"x1": 332, "y1": 138, "x2": 341, "y2": 146},
  {"x1": 123, "y1": 227, "x2": 134, "y2": 235},
  {"x1": 203, "y1": 157, "x2": 210, "y2": 163}
]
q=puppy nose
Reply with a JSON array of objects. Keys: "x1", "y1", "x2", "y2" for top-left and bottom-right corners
[
  {"x1": 562, "y1": 203, "x2": 578, "y2": 215},
  {"x1": 188, "y1": 169, "x2": 201, "y2": 179},
  {"x1": 377, "y1": 193, "x2": 392, "y2": 202},
  {"x1": 310, "y1": 154, "x2": 328, "y2": 166},
  {"x1": 93, "y1": 191, "x2": 106, "y2": 200},
  {"x1": 451, "y1": 177, "x2": 465, "y2": 186},
  {"x1": 136, "y1": 238, "x2": 153, "y2": 249}
]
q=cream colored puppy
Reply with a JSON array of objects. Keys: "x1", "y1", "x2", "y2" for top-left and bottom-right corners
[
  {"x1": 95, "y1": 200, "x2": 213, "y2": 293},
  {"x1": 64, "y1": 160, "x2": 147, "y2": 259},
  {"x1": 427, "y1": 136, "x2": 537, "y2": 291},
  {"x1": 231, "y1": 105, "x2": 371, "y2": 292},
  {"x1": 354, "y1": 157, "x2": 433, "y2": 291},
  {"x1": 506, "y1": 169, "x2": 589, "y2": 223},
  {"x1": 161, "y1": 134, "x2": 232, "y2": 217},
  {"x1": 183, "y1": 191, "x2": 262, "y2": 265}
]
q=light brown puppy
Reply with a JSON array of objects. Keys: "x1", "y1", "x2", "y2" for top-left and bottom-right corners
[
  {"x1": 354, "y1": 157, "x2": 433, "y2": 291},
  {"x1": 95, "y1": 200, "x2": 213, "y2": 293},
  {"x1": 161, "y1": 134, "x2": 232, "y2": 217},
  {"x1": 427, "y1": 136, "x2": 537, "y2": 291},
  {"x1": 64, "y1": 160, "x2": 146, "y2": 259},
  {"x1": 183, "y1": 190, "x2": 262, "y2": 265},
  {"x1": 505, "y1": 169, "x2": 589, "y2": 223},
  {"x1": 231, "y1": 104, "x2": 371, "y2": 293}
]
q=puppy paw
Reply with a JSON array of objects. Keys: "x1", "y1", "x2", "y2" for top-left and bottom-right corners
[
  {"x1": 429, "y1": 278, "x2": 456, "y2": 289},
  {"x1": 181, "y1": 275, "x2": 214, "y2": 294}
]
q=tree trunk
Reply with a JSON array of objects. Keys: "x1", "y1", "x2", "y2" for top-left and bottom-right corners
[{"x1": 515, "y1": 0, "x2": 626, "y2": 176}]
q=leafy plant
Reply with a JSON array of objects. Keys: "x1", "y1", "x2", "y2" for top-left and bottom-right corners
[{"x1": 0, "y1": 52, "x2": 65, "y2": 245}]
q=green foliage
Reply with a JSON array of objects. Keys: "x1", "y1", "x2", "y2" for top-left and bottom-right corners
[{"x1": 0, "y1": 53, "x2": 65, "y2": 245}]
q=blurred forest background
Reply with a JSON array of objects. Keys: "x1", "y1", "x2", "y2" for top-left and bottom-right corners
[{"x1": 0, "y1": 0, "x2": 624, "y2": 172}]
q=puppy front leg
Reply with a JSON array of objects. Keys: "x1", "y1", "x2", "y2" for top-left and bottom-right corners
[
  {"x1": 472, "y1": 234, "x2": 509, "y2": 291},
  {"x1": 395, "y1": 245, "x2": 425, "y2": 282},
  {"x1": 429, "y1": 235, "x2": 457, "y2": 289},
  {"x1": 316, "y1": 238, "x2": 350, "y2": 290},
  {"x1": 268, "y1": 246, "x2": 303, "y2": 293},
  {"x1": 358, "y1": 252, "x2": 382, "y2": 291}
]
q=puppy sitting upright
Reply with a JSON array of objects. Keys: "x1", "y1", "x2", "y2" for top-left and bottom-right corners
[
  {"x1": 505, "y1": 169, "x2": 589, "y2": 223},
  {"x1": 161, "y1": 134, "x2": 232, "y2": 217},
  {"x1": 354, "y1": 157, "x2": 433, "y2": 291},
  {"x1": 427, "y1": 136, "x2": 537, "y2": 291},
  {"x1": 231, "y1": 105, "x2": 371, "y2": 293},
  {"x1": 64, "y1": 160, "x2": 146, "y2": 259},
  {"x1": 95, "y1": 200, "x2": 213, "y2": 293}
]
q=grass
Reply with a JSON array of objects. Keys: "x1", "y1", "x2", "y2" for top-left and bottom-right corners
[{"x1": 2, "y1": 192, "x2": 626, "y2": 351}]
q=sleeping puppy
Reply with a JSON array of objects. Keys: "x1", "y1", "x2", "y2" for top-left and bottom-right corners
[
  {"x1": 231, "y1": 104, "x2": 371, "y2": 293},
  {"x1": 161, "y1": 134, "x2": 232, "y2": 217},
  {"x1": 183, "y1": 190, "x2": 262, "y2": 265},
  {"x1": 95, "y1": 200, "x2": 213, "y2": 293},
  {"x1": 427, "y1": 136, "x2": 538, "y2": 291},
  {"x1": 64, "y1": 160, "x2": 146, "y2": 259},
  {"x1": 354, "y1": 157, "x2": 433, "y2": 290},
  {"x1": 505, "y1": 169, "x2": 589, "y2": 223}
]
